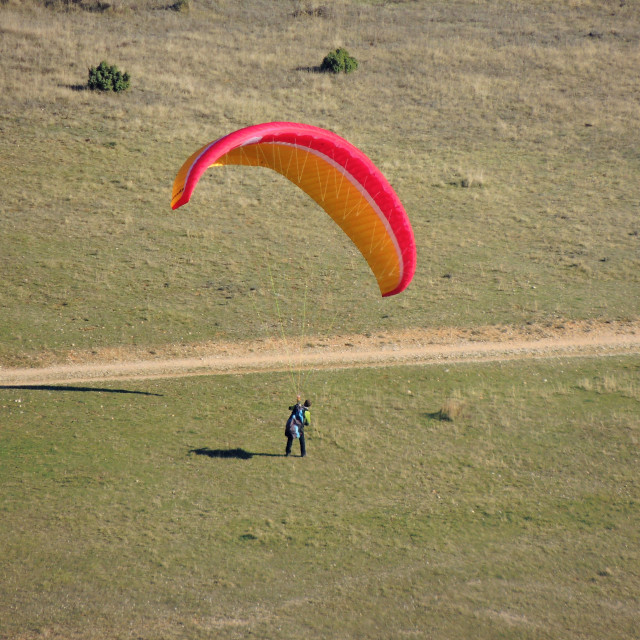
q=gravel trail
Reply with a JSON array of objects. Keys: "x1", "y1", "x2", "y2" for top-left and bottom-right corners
[{"x1": 1, "y1": 320, "x2": 638, "y2": 386}]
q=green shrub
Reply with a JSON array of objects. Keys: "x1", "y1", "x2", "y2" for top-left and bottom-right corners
[
  {"x1": 88, "y1": 61, "x2": 130, "y2": 92},
  {"x1": 320, "y1": 48, "x2": 358, "y2": 74}
]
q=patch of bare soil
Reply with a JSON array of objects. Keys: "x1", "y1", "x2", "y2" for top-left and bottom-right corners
[{"x1": 0, "y1": 319, "x2": 638, "y2": 386}]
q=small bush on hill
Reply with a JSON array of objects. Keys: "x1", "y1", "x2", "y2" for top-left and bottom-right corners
[
  {"x1": 88, "y1": 61, "x2": 130, "y2": 92},
  {"x1": 321, "y1": 48, "x2": 358, "y2": 74}
]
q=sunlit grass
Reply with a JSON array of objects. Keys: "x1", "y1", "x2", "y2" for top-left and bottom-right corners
[
  {"x1": 1, "y1": 355, "x2": 638, "y2": 638},
  {"x1": 1, "y1": 2, "x2": 639, "y2": 638},
  {"x1": 1, "y1": 0, "x2": 639, "y2": 365}
]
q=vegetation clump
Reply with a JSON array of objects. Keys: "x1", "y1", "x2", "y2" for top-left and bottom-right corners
[
  {"x1": 168, "y1": 0, "x2": 189, "y2": 11},
  {"x1": 292, "y1": 3, "x2": 335, "y2": 19},
  {"x1": 88, "y1": 61, "x2": 130, "y2": 92},
  {"x1": 438, "y1": 397, "x2": 466, "y2": 422},
  {"x1": 44, "y1": 0, "x2": 113, "y2": 10},
  {"x1": 321, "y1": 48, "x2": 358, "y2": 74}
]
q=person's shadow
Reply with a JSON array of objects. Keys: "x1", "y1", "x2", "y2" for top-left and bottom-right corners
[{"x1": 189, "y1": 447, "x2": 285, "y2": 459}]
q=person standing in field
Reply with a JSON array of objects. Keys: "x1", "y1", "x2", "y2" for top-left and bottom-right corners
[{"x1": 285, "y1": 398, "x2": 311, "y2": 457}]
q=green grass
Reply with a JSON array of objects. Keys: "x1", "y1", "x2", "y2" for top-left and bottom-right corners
[
  {"x1": 1, "y1": 1, "x2": 639, "y2": 637},
  {"x1": 1, "y1": 356, "x2": 639, "y2": 638},
  {"x1": 1, "y1": 0, "x2": 639, "y2": 365}
]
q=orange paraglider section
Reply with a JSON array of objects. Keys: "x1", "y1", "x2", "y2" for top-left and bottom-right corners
[{"x1": 172, "y1": 122, "x2": 415, "y2": 296}]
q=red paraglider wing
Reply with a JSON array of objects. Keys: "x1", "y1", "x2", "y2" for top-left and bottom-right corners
[{"x1": 172, "y1": 122, "x2": 415, "y2": 296}]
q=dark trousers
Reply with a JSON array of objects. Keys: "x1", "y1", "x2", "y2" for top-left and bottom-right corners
[{"x1": 286, "y1": 431, "x2": 306, "y2": 457}]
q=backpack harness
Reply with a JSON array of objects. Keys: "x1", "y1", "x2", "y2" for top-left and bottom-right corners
[{"x1": 286, "y1": 404, "x2": 305, "y2": 439}]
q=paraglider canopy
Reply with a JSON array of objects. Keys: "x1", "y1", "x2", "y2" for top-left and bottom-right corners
[{"x1": 172, "y1": 122, "x2": 416, "y2": 297}]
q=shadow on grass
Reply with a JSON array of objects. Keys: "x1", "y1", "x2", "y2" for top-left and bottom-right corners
[
  {"x1": 424, "y1": 410, "x2": 449, "y2": 421},
  {"x1": 0, "y1": 385, "x2": 163, "y2": 396},
  {"x1": 189, "y1": 447, "x2": 285, "y2": 459},
  {"x1": 295, "y1": 65, "x2": 323, "y2": 73}
]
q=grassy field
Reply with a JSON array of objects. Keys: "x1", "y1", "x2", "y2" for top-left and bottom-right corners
[
  {"x1": 1, "y1": 355, "x2": 639, "y2": 639},
  {"x1": 1, "y1": 1, "x2": 639, "y2": 638},
  {"x1": 1, "y1": 0, "x2": 639, "y2": 365}
]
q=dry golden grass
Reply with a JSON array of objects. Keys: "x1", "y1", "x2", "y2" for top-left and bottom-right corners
[
  {"x1": 438, "y1": 395, "x2": 467, "y2": 422},
  {"x1": 1, "y1": 6, "x2": 640, "y2": 637},
  {"x1": 1, "y1": 0, "x2": 639, "y2": 364}
]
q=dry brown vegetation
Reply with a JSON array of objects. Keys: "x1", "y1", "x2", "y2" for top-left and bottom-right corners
[
  {"x1": 1, "y1": 0, "x2": 639, "y2": 365},
  {"x1": 1, "y1": 4, "x2": 639, "y2": 637}
]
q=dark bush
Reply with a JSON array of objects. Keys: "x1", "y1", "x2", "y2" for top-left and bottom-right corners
[
  {"x1": 88, "y1": 61, "x2": 130, "y2": 92},
  {"x1": 320, "y1": 48, "x2": 358, "y2": 74}
]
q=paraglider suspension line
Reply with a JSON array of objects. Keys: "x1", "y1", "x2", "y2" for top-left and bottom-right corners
[{"x1": 267, "y1": 260, "x2": 301, "y2": 397}]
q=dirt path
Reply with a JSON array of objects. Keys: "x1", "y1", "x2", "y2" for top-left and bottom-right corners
[{"x1": 1, "y1": 320, "x2": 638, "y2": 386}]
